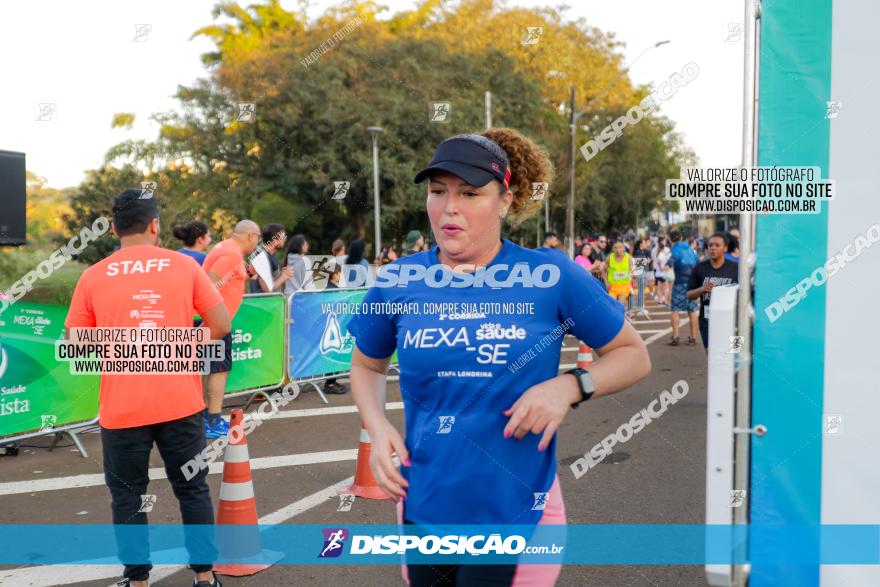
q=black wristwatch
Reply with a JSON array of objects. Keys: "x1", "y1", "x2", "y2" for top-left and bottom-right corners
[{"x1": 565, "y1": 367, "x2": 595, "y2": 408}]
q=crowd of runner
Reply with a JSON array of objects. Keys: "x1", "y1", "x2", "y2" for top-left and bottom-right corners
[{"x1": 538, "y1": 228, "x2": 741, "y2": 350}]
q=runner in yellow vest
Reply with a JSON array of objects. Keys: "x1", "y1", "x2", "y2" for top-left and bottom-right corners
[{"x1": 607, "y1": 241, "x2": 633, "y2": 309}]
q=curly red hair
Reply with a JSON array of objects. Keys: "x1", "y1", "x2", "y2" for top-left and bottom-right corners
[{"x1": 480, "y1": 127, "x2": 555, "y2": 225}]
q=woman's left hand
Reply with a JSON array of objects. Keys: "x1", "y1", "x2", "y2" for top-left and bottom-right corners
[{"x1": 502, "y1": 377, "x2": 574, "y2": 451}]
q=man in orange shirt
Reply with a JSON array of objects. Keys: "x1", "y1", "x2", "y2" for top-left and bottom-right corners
[
  {"x1": 66, "y1": 189, "x2": 231, "y2": 587},
  {"x1": 201, "y1": 219, "x2": 260, "y2": 438}
]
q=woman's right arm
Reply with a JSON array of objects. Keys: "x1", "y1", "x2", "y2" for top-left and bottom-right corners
[{"x1": 350, "y1": 347, "x2": 410, "y2": 501}]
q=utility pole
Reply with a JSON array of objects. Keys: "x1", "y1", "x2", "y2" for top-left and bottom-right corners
[
  {"x1": 485, "y1": 91, "x2": 492, "y2": 129},
  {"x1": 566, "y1": 86, "x2": 576, "y2": 258},
  {"x1": 367, "y1": 127, "x2": 384, "y2": 260},
  {"x1": 545, "y1": 199, "x2": 550, "y2": 234}
]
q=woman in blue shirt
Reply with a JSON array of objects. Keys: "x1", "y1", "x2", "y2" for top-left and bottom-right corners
[
  {"x1": 348, "y1": 129, "x2": 651, "y2": 586},
  {"x1": 171, "y1": 220, "x2": 211, "y2": 265}
]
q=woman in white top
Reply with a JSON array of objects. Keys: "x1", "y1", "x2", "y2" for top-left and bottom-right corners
[
  {"x1": 283, "y1": 234, "x2": 313, "y2": 295},
  {"x1": 654, "y1": 237, "x2": 672, "y2": 306}
]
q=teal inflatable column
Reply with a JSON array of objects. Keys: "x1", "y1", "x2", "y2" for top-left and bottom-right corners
[{"x1": 751, "y1": 0, "x2": 832, "y2": 585}]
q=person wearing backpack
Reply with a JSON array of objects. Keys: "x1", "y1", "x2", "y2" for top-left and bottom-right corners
[{"x1": 667, "y1": 230, "x2": 699, "y2": 346}]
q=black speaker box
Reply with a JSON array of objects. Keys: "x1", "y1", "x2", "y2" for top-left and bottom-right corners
[{"x1": 0, "y1": 150, "x2": 26, "y2": 246}]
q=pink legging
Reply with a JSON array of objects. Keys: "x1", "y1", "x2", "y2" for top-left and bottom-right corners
[{"x1": 397, "y1": 475, "x2": 566, "y2": 586}]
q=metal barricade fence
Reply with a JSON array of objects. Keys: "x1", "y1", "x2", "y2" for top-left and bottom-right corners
[
  {"x1": 284, "y1": 288, "x2": 399, "y2": 405},
  {"x1": 221, "y1": 292, "x2": 289, "y2": 409}
]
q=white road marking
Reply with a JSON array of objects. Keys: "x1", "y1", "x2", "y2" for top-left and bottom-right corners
[
  {"x1": 0, "y1": 478, "x2": 361, "y2": 587},
  {"x1": 82, "y1": 401, "x2": 402, "y2": 433},
  {"x1": 235, "y1": 401, "x2": 403, "y2": 422},
  {"x1": 0, "y1": 449, "x2": 358, "y2": 497},
  {"x1": 136, "y1": 476, "x2": 361, "y2": 585},
  {"x1": 559, "y1": 324, "x2": 671, "y2": 368},
  {"x1": 643, "y1": 328, "x2": 674, "y2": 345},
  {"x1": 0, "y1": 564, "x2": 134, "y2": 586},
  {"x1": 259, "y1": 475, "x2": 354, "y2": 524},
  {"x1": 80, "y1": 386, "x2": 402, "y2": 435}
]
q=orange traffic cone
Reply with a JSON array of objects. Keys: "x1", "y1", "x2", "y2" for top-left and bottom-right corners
[
  {"x1": 339, "y1": 424, "x2": 391, "y2": 500},
  {"x1": 577, "y1": 342, "x2": 593, "y2": 368},
  {"x1": 213, "y1": 409, "x2": 282, "y2": 576}
]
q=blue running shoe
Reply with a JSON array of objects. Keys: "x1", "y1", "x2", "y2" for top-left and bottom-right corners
[{"x1": 205, "y1": 417, "x2": 229, "y2": 439}]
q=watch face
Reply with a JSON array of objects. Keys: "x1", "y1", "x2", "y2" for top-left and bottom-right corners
[{"x1": 578, "y1": 371, "x2": 594, "y2": 394}]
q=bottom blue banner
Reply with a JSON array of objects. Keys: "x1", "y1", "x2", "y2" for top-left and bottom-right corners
[{"x1": 0, "y1": 525, "x2": 877, "y2": 565}]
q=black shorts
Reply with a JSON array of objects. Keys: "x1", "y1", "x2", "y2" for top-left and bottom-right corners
[
  {"x1": 699, "y1": 318, "x2": 709, "y2": 349},
  {"x1": 403, "y1": 518, "x2": 516, "y2": 586},
  {"x1": 194, "y1": 319, "x2": 233, "y2": 373}
]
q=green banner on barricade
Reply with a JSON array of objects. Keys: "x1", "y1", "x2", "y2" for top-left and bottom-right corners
[
  {"x1": 289, "y1": 289, "x2": 364, "y2": 379},
  {"x1": 288, "y1": 289, "x2": 399, "y2": 379},
  {"x1": 225, "y1": 294, "x2": 286, "y2": 394},
  {"x1": 0, "y1": 302, "x2": 99, "y2": 438}
]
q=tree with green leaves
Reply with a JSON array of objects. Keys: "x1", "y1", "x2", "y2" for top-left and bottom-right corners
[{"x1": 64, "y1": 0, "x2": 693, "y2": 259}]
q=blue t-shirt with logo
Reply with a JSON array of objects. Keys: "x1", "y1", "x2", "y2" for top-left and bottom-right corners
[
  {"x1": 177, "y1": 248, "x2": 206, "y2": 266},
  {"x1": 347, "y1": 239, "x2": 624, "y2": 526}
]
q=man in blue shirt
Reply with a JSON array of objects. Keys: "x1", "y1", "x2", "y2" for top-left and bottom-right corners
[
  {"x1": 724, "y1": 231, "x2": 740, "y2": 263},
  {"x1": 668, "y1": 230, "x2": 699, "y2": 345}
]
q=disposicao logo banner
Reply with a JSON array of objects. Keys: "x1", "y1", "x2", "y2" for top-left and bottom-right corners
[{"x1": 2, "y1": 524, "x2": 879, "y2": 565}]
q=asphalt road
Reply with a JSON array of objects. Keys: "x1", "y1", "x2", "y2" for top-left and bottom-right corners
[{"x1": 0, "y1": 300, "x2": 712, "y2": 587}]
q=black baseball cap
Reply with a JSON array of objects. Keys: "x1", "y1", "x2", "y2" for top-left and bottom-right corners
[
  {"x1": 413, "y1": 135, "x2": 511, "y2": 189},
  {"x1": 112, "y1": 188, "x2": 158, "y2": 215},
  {"x1": 111, "y1": 188, "x2": 159, "y2": 235}
]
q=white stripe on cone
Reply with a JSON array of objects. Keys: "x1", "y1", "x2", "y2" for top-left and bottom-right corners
[
  {"x1": 577, "y1": 342, "x2": 593, "y2": 367},
  {"x1": 219, "y1": 480, "x2": 255, "y2": 502},
  {"x1": 223, "y1": 444, "x2": 250, "y2": 464},
  {"x1": 359, "y1": 428, "x2": 371, "y2": 444}
]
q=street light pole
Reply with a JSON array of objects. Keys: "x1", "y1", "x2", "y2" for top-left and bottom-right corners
[
  {"x1": 566, "y1": 86, "x2": 576, "y2": 258},
  {"x1": 545, "y1": 199, "x2": 549, "y2": 234},
  {"x1": 485, "y1": 91, "x2": 492, "y2": 129},
  {"x1": 367, "y1": 126, "x2": 384, "y2": 261}
]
